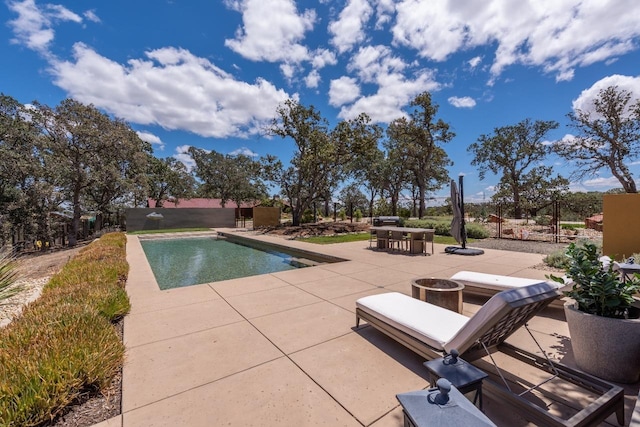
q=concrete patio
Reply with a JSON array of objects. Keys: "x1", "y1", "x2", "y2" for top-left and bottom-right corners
[{"x1": 97, "y1": 230, "x2": 639, "y2": 426}]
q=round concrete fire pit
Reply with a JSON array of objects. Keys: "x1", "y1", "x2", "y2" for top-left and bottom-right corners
[{"x1": 411, "y1": 278, "x2": 465, "y2": 313}]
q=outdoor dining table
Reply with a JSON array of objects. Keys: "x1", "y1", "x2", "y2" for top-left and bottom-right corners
[{"x1": 370, "y1": 226, "x2": 435, "y2": 254}]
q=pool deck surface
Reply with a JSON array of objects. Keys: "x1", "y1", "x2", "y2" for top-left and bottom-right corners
[{"x1": 97, "y1": 230, "x2": 639, "y2": 426}]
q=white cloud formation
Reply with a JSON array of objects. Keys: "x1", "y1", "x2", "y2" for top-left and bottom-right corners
[
  {"x1": 328, "y1": 0, "x2": 373, "y2": 54},
  {"x1": 174, "y1": 145, "x2": 195, "y2": 170},
  {"x1": 7, "y1": 0, "x2": 81, "y2": 53},
  {"x1": 309, "y1": 48, "x2": 337, "y2": 70},
  {"x1": 50, "y1": 44, "x2": 294, "y2": 139},
  {"x1": 448, "y1": 96, "x2": 476, "y2": 108},
  {"x1": 468, "y1": 56, "x2": 482, "y2": 69},
  {"x1": 224, "y1": 0, "x2": 315, "y2": 63},
  {"x1": 392, "y1": 0, "x2": 640, "y2": 82},
  {"x1": 229, "y1": 147, "x2": 258, "y2": 157},
  {"x1": 333, "y1": 44, "x2": 440, "y2": 122},
  {"x1": 328, "y1": 76, "x2": 361, "y2": 107},
  {"x1": 583, "y1": 176, "x2": 625, "y2": 189},
  {"x1": 83, "y1": 10, "x2": 100, "y2": 23},
  {"x1": 304, "y1": 69, "x2": 321, "y2": 88},
  {"x1": 571, "y1": 74, "x2": 640, "y2": 116},
  {"x1": 136, "y1": 131, "x2": 164, "y2": 150}
]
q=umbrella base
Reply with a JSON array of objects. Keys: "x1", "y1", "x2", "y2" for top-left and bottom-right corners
[{"x1": 445, "y1": 246, "x2": 484, "y2": 256}]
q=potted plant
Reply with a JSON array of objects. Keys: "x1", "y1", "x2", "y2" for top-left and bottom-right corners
[{"x1": 550, "y1": 242, "x2": 640, "y2": 383}]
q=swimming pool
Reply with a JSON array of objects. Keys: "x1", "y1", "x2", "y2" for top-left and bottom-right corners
[{"x1": 140, "y1": 235, "x2": 342, "y2": 290}]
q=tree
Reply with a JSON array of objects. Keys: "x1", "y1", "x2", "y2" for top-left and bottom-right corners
[
  {"x1": 468, "y1": 118, "x2": 564, "y2": 218},
  {"x1": 34, "y1": 99, "x2": 150, "y2": 246},
  {"x1": 0, "y1": 95, "x2": 62, "y2": 247},
  {"x1": 386, "y1": 92, "x2": 453, "y2": 218},
  {"x1": 147, "y1": 156, "x2": 195, "y2": 207},
  {"x1": 554, "y1": 86, "x2": 640, "y2": 193},
  {"x1": 381, "y1": 127, "x2": 411, "y2": 216},
  {"x1": 338, "y1": 183, "x2": 368, "y2": 217},
  {"x1": 265, "y1": 99, "x2": 377, "y2": 225},
  {"x1": 189, "y1": 148, "x2": 266, "y2": 210}
]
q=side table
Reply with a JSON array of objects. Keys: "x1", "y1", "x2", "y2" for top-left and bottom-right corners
[
  {"x1": 396, "y1": 379, "x2": 496, "y2": 427},
  {"x1": 423, "y1": 350, "x2": 488, "y2": 410}
]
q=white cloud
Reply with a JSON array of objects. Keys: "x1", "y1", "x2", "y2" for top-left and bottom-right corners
[
  {"x1": 583, "y1": 176, "x2": 624, "y2": 189},
  {"x1": 468, "y1": 56, "x2": 482, "y2": 69},
  {"x1": 224, "y1": 0, "x2": 315, "y2": 63},
  {"x1": 373, "y1": 0, "x2": 395, "y2": 28},
  {"x1": 448, "y1": 96, "x2": 476, "y2": 108},
  {"x1": 7, "y1": 0, "x2": 82, "y2": 53},
  {"x1": 304, "y1": 69, "x2": 321, "y2": 88},
  {"x1": 83, "y1": 10, "x2": 100, "y2": 23},
  {"x1": 334, "y1": 44, "x2": 440, "y2": 122},
  {"x1": 174, "y1": 145, "x2": 196, "y2": 171},
  {"x1": 229, "y1": 147, "x2": 258, "y2": 157},
  {"x1": 309, "y1": 48, "x2": 337, "y2": 69},
  {"x1": 328, "y1": 76, "x2": 360, "y2": 107},
  {"x1": 337, "y1": 68, "x2": 439, "y2": 122},
  {"x1": 328, "y1": 0, "x2": 373, "y2": 54},
  {"x1": 136, "y1": 131, "x2": 164, "y2": 150},
  {"x1": 391, "y1": 0, "x2": 640, "y2": 82},
  {"x1": 348, "y1": 45, "x2": 407, "y2": 83},
  {"x1": 571, "y1": 74, "x2": 640, "y2": 116},
  {"x1": 50, "y1": 44, "x2": 294, "y2": 139}
]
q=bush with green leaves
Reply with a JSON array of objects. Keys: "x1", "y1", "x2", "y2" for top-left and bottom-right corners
[
  {"x1": 465, "y1": 224, "x2": 490, "y2": 239},
  {"x1": 405, "y1": 219, "x2": 489, "y2": 239},
  {"x1": 549, "y1": 242, "x2": 640, "y2": 318},
  {"x1": 544, "y1": 239, "x2": 601, "y2": 269},
  {"x1": 0, "y1": 232, "x2": 129, "y2": 426}
]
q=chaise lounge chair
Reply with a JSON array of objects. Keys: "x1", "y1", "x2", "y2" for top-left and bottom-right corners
[{"x1": 355, "y1": 283, "x2": 625, "y2": 427}]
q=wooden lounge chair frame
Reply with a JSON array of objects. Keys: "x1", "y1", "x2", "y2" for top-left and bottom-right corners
[{"x1": 355, "y1": 286, "x2": 625, "y2": 427}]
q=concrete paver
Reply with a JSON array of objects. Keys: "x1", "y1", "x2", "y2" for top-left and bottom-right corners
[{"x1": 118, "y1": 232, "x2": 639, "y2": 427}]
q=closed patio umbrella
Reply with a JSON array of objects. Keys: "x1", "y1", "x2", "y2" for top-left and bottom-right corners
[
  {"x1": 445, "y1": 176, "x2": 483, "y2": 255},
  {"x1": 450, "y1": 179, "x2": 463, "y2": 245}
]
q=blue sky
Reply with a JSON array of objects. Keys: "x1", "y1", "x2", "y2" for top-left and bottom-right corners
[{"x1": 2, "y1": 0, "x2": 640, "y2": 204}]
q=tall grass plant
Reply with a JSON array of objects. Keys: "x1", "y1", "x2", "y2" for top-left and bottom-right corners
[{"x1": 0, "y1": 233, "x2": 129, "y2": 426}]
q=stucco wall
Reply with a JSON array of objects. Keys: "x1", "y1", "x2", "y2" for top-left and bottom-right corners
[
  {"x1": 602, "y1": 194, "x2": 640, "y2": 258},
  {"x1": 124, "y1": 208, "x2": 236, "y2": 232}
]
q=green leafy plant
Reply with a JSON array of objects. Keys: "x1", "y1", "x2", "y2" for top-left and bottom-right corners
[{"x1": 549, "y1": 242, "x2": 640, "y2": 318}]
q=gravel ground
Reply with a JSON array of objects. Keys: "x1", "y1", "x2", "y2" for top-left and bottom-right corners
[{"x1": 467, "y1": 238, "x2": 568, "y2": 255}]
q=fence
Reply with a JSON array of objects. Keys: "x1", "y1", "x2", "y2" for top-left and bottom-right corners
[{"x1": 485, "y1": 202, "x2": 602, "y2": 245}]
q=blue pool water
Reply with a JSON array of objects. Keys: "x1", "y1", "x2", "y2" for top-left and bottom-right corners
[{"x1": 141, "y1": 237, "x2": 316, "y2": 290}]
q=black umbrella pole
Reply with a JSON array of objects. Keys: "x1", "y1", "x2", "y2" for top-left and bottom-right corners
[{"x1": 459, "y1": 175, "x2": 467, "y2": 249}]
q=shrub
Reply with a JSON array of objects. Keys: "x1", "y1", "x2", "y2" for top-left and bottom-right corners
[
  {"x1": 465, "y1": 224, "x2": 490, "y2": 239},
  {"x1": 0, "y1": 233, "x2": 129, "y2": 426},
  {"x1": 354, "y1": 209, "x2": 363, "y2": 222},
  {"x1": 543, "y1": 238, "x2": 602, "y2": 269}
]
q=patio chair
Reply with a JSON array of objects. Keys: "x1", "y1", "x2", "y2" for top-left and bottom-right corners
[
  {"x1": 389, "y1": 229, "x2": 408, "y2": 251},
  {"x1": 355, "y1": 283, "x2": 625, "y2": 427},
  {"x1": 419, "y1": 230, "x2": 434, "y2": 255},
  {"x1": 375, "y1": 229, "x2": 390, "y2": 250}
]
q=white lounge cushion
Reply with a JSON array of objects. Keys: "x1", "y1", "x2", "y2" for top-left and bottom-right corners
[
  {"x1": 450, "y1": 271, "x2": 553, "y2": 291},
  {"x1": 356, "y1": 292, "x2": 469, "y2": 350}
]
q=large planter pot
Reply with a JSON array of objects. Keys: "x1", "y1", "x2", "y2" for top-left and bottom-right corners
[{"x1": 564, "y1": 301, "x2": 640, "y2": 383}]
